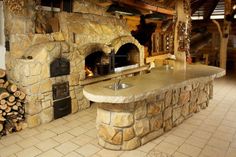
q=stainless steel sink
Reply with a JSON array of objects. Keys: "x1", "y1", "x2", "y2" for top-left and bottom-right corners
[{"x1": 105, "y1": 83, "x2": 132, "y2": 90}]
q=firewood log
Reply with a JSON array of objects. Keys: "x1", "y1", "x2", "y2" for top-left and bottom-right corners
[
  {"x1": 8, "y1": 95, "x2": 15, "y2": 103},
  {"x1": 19, "y1": 91, "x2": 26, "y2": 100},
  {"x1": 7, "y1": 84, "x2": 17, "y2": 93},
  {"x1": 13, "y1": 111, "x2": 18, "y2": 115},
  {"x1": 0, "y1": 69, "x2": 27, "y2": 135},
  {"x1": 0, "y1": 103, "x2": 7, "y2": 110},
  {"x1": 0, "y1": 123, "x2": 3, "y2": 132},
  {"x1": 6, "y1": 112, "x2": 13, "y2": 116},
  {"x1": 13, "y1": 91, "x2": 21, "y2": 97},
  {"x1": 2, "y1": 112, "x2": 6, "y2": 116},
  {"x1": 16, "y1": 102, "x2": 22, "y2": 107},
  {"x1": 0, "y1": 88, "x2": 10, "y2": 100},
  {"x1": 0, "y1": 69, "x2": 6, "y2": 79},
  {"x1": 0, "y1": 115, "x2": 5, "y2": 121},
  {"x1": 0, "y1": 79, "x2": 4, "y2": 84},
  {"x1": 3, "y1": 81, "x2": 9, "y2": 88},
  {"x1": 0, "y1": 99, "x2": 6, "y2": 105},
  {"x1": 5, "y1": 106, "x2": 11, "y2": 113},
  {"x1": 12, "y1": 105, "x2": 18, "y2": 111},
  {"x1": 7, "y1": 101, "x2": 16, "y2": 107}
]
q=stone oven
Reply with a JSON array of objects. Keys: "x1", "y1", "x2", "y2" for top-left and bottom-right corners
[
  {"x1": 5, "y1": 7, "x2": 144, "y2": 127},
  {"x1": 84, "y1": 42, "x2": 140, "y2": 79}
]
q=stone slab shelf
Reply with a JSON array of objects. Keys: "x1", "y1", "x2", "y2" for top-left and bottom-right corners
[{"x1": 83, "y1": 65, "x2": 225, "y2": 150}]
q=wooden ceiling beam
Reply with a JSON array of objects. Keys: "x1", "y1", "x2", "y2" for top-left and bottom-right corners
[
  {"x1": 113, "y1": 0, "x2": 175, "y2": 15},
  {"x1": 96, "y1": 0, "x2": 112, "y2": 7},
  {"x1": 203, "y1": 0, "x2": 220, "y2": 20},
  {"x1": 191, "y1": 0, "x2": 207, "y2": 15}
]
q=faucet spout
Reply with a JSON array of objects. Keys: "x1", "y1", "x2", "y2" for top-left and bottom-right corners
[
  {"x1": 117, "y1": 79, "x2": 121, "y2": 86},
  {"x1": 115, "y1": 78, "x2": 121, "y2": 90}
]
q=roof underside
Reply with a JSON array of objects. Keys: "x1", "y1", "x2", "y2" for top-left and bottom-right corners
[
  {"x1": 191, "y1": 0, "x2": 225, "y2": 20},
  {"x1": 97, "y1": 0, "x2": 235, "y2": 20}
]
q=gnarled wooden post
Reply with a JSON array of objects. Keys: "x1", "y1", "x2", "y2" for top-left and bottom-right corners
[
  {"x1": 213, "y1": 0, "x2": 232, "y2": 69},
  {"x1": 174, "y1": 0, "x2": 191, "y2": 70}
]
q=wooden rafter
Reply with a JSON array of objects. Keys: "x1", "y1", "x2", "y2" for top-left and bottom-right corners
[
  {"x1": 141, "y1": 0, "x2": 164, "y2": 7},
  {"x1": 203, "y1": 0, "x2": 220, "y2": 19},
  {"x1": 96, "y1": 0, "x2": 112, "y2": 7},
  {"x1": 191, "y1": 0, "x2": 207, "y2": 15},
  {"x1": 113, "y1": 0, "x2": 175, "y2": 15}
]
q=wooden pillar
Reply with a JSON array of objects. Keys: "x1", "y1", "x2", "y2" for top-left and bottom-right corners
[
  {"x1": 174, "y1": 0, "x2": 191, "y2": 70},
  {"x1": 212, "y1": 0, "x2": 231, "y2": 69},
  {"x1": 220, "y1": 0, "x2": 231, "y2": 69}
]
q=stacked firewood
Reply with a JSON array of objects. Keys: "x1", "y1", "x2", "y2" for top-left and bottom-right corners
[{"x1": 0, "y1": 69, "x2": 25, "y2": 136}]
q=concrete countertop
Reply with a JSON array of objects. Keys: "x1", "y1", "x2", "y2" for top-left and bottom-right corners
[{"x1": 83, "y1": 65, "x2": 225, "y2": 103}]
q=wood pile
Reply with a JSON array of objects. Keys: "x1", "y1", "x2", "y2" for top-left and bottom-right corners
[{"x1": 0, "y1": 69, "x2": 26, "y2": 136}]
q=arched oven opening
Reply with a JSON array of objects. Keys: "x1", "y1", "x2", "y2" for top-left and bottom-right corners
[
  {"x1": 85, "y1": 51, "x2": 114, "y2": 78},
  {"x1": 83, "y1": 43, "x2": 141, "y2": 81},
  {"x1": 115, "y1": 43, "x2": 140, "y2": 72}
]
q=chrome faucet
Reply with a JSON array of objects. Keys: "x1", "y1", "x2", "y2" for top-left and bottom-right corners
[{"x1": 114, "y1": 78, "x2": 121, "y2": 90}]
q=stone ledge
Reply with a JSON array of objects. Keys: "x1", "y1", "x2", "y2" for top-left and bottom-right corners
[{"x1": 83, "y1": 65, "x2": 225, "y2": 103}]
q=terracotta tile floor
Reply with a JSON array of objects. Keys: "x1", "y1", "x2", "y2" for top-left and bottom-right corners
[{"x1": 0, "y1": 73, "x2": 236, "y2": 157}]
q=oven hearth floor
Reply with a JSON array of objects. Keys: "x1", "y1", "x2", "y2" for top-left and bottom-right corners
[{"x1": 0, "y1": 74, "x2": 236, "y2": 157}]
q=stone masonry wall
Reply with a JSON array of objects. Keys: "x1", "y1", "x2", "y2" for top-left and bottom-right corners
[
  {"x1": 58, "y1": 12, "x2": 144, "y2": 64},
  {"x1": 96, "y1": 80, "x2": 213, "y2": 150},
  {"x1": 6, "y1": 41, "x2": 89, "y2": 127},
  {"x1": 73, "y1": 0, "x2": 110, "y2": 16},
  {"x1": 5, "y1": 1, "x2": 144, "y2": 128}
]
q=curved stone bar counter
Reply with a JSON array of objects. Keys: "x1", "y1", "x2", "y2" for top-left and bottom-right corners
[{"x1": 83, "y1": 65, "x2": 225, "y2": 150}]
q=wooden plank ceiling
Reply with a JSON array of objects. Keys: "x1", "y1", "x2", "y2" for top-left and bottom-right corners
[
  {"x1": 191, "y1": 0, "x2": 236, "y2": 20},
  {"x1": 97, "y1": 0, "x2": 175, "y2": 15},
  {"x1": 97, "y1": 0, "x2": 235, "y2": 20},
  {"x1": 191, "y1": 0, "x2": 224, "y2": 20}
]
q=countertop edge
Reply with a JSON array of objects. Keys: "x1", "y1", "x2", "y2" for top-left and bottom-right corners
[
  {"x1": 83, "y1": 75, "x2": 221, "y2": 104},
  {"x1": 83, "y1": 65, "x2": 226, "y2": 104}
]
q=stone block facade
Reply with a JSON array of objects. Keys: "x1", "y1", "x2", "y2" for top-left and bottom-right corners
[
  {"x1": 4, "y1": 1, "x2": 144, "y2": 128},
  {"x1": 6, "y1": 41, "x2": 90, "y2": 127},
  {"x1": 97, "y1": 80, "x2": 213, "y2": 150}
]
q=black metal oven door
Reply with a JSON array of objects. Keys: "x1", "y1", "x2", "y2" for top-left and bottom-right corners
[{"x1": 52, "y1": 82, "x2": 70, "y2": 100}]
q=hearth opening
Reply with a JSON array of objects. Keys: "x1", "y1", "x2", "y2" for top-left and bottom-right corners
[
  {"x1": 115, "y1": 43, "x2": 140, "y2": 70},
  {"x1": 85, "y1": 51, "x2": 113, "y2": 78}
]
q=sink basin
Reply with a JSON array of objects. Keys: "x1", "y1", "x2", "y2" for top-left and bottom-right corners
[{"x1": 105, "y1": 83, "x2": 132, "y2": 90}]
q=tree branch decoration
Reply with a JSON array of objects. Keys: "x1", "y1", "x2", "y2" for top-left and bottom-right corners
[
  {"x1": 183, "y1": 0, "x2": 191, "y2": 14},
  {"x1": 4, "y1": 0, "x2": 25, "y2": 15},
  {"x1": 177, "y1": 21, "x2": 187, "y2": 52}
]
